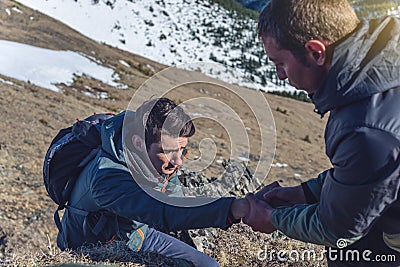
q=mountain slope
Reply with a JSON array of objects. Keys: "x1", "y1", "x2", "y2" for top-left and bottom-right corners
[
  {"x1": 0, "y1": 0, "x2": 330, "y2": 266},
  {"x1": 16, "y1": 0, "x2": 294, "y2": 93}
]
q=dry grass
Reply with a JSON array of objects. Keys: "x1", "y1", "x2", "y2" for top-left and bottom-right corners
[{"x1": 2, "y1": 229, "x2": 328, "y2": 267}]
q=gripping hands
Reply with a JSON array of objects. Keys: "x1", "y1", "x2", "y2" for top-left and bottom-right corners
[{"x1": 242, "y1": 181, "x2": 307, "y2": 233}]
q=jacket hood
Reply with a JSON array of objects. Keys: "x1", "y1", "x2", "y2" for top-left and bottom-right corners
[
  {"x1": 100, "y1": 111, "x2": 127, "y2": 164},
  {"x1": 312, "y1": 16, "x2": 400, "y2": 115},
  {"x1": 100, "y1": 110, "x2": 164, "y2": 185}
]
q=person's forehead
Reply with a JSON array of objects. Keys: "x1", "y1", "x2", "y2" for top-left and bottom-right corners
[
  {"x1": 262, "y1": 35, "x2": 294, "y2": 62},
  {"x1": 261, "y1": 35, "x2": 281, "y2": 54}
]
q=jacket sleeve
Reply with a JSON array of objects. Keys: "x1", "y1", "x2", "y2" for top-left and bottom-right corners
[
  {"x1": 270, "y1": 128, "x2": 400, "y2": 247},
  {"x1": 302, "y1": 169, "x2": 329, "y2": 203},
  {"x1": 90, "y1": 158, "x2": 235, "y2": 232}
]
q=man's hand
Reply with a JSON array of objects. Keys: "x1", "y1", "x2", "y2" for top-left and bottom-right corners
[
  {"x1": 254, "y1": 181, "x2": 281, "y2": 199},
  {"x1": 230, "y1": 198, "x2": 249, "y2": 220},
  {"x1": 262, "y1": 184, "x2": 307, "y2": 207},
  {"x1": 254, "y1": 181, "x2": 293, "y2": 207},
  {"x1": 242, "y1": 193, "x2": 276, "y2": 233}
]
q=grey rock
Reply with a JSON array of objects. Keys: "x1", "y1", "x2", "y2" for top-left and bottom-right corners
[{"x1": 172, "y1": 159, "x2": 263, "y2": 252}]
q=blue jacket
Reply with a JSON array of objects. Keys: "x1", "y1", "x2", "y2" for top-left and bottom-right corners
[
  {"x1": 270, "y1": 16, "x2": 400, "y2": 251},
  {"x1": 57, "y1": 112, "x2": 236, "y2": 250}
]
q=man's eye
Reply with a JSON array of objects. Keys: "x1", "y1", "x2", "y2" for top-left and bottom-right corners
[
  {"x1": 162, "y1": 149, "x2": 178, "y2": 154},
  {"x1": 162, "y1": 147, "x2": 187, "y2": 155}
]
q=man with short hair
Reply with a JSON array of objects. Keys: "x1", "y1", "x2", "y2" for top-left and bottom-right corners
[
  {"x1": 243, "y1": 0, "x2": 400, "y2": 266},
  {"x1": 57, "y1": 98, "x2": 249, "y2": 266}
]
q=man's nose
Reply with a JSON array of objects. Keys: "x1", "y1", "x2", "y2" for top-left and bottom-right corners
[{"x1": 170, "y1": 152, "x2": 183, "y2": 167}]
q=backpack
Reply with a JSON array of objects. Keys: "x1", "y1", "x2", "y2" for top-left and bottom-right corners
[{"x1": 43, "y1": 113, "x2": 115, "y2": 237}]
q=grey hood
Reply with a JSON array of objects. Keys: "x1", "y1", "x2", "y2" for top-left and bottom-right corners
[
  {"x1": 100, "y1": 111, "x2": 163, "y2": 185},
  {"x1": 100, "y1": 111, "x2": 126, "y2": 164}
]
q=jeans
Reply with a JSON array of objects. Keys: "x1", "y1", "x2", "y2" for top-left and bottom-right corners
[{"x1": 141, "y1": 228, "x2": 220, "y2": 267}]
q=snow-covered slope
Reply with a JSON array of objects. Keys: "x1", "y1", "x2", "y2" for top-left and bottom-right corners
[
  {"x1": 0, "y1": 39, "x2": 124, "y2": 94},
  {"x1": 15, "y1": 0, "x2": 293, "y2": 93},
  {"x1": 388, "y1": 5, "x2": 400, "y2": 16}
]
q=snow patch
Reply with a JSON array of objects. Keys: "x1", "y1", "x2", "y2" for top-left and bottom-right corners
[
  {"x1": 237, "y1": 156, "x2": 250, "y2": 162},
  {"x1": 119, "y1": 59, "x2": 131, "y2": 68},
  {"x1": 271, "y1": 162, "x2": 288, "y2": 168},
  {"x1": 83, "y1": 91, "x2": 109, "y2": 99},
  {"x1": 0, "y1": 78, "x2": 14, "y2": 86},
  {"x1": 0, "y1": 40, "x2": 125, "y2": 92},
  {"x1": 12, "y1": 6, "x2": 23, "y2": 13},
  {"x1": 388, "y1": 5, "x2": 400, "y2": 16}
]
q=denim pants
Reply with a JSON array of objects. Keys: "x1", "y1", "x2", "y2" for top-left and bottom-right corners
[{"x1": 141, "y1": 228, "x2": 220, "y2": 267}]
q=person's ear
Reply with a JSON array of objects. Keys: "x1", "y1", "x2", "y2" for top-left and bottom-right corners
[
  {"x1": 132, "y1": 135, "x2": 146, "y2": 152},
  {"x1": 305, "y1": 40, "x2": 327, "y2": 66}
]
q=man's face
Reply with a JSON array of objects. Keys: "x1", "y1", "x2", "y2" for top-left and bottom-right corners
[
  {"x1": 147, "y1": 135, "x2": 188, "y2": 175},
  {"x1": 262, "y1": 35, "x2": 328, "y2": 94}
]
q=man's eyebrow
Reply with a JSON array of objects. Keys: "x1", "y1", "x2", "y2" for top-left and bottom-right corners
[{"x1": 162, "y1": 147, "x2": 182, "y2": 153}]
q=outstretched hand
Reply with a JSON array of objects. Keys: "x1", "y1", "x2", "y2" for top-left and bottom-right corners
[
  {"x1": 254, "y1": 181, "x2": 281, "y2": 199},
  {"x1": 262, "y1": 184, "x2": 307, "y2": 207},
  {"x1": 242, "y1": 193, "x2": 276, "y2": 234},
  {"x1": 255, "y1": 181, "x2": 294, "y2": 207}
]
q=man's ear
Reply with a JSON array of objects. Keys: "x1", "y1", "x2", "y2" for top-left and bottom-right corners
[
  {"x1": 132, "y1": 135, "x2": 146, "y2": 152},
  {"x1": 305, "y1": 40, "x2": 327, "y2": 66}
]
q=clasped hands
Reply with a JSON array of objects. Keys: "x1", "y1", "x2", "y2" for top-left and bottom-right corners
[{"x1": 230, "y1": 181, "x2": 306, "y2": 234}]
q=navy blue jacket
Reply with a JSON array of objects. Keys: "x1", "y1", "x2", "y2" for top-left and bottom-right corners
[{"x1": 270, "y1": 16, "x2": 400, "y2": 251}]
